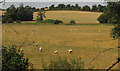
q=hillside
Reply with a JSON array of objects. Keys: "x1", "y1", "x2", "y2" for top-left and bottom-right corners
[{"x1": 33, "y1": 11, "x2": 102, "y2": 23}]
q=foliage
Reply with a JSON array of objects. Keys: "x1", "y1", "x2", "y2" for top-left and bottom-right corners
[
  {"x1": 2, "y1": 15, "x2": 7, "y2": 23},
  {"x1": 49, "y1": 4, "x2": 105, "y2": 12},
  {"x1": 91, "y1": 5, "x2": 98, "y2": 12},
  {"x1": 97, "y1": 13, "x2": 111, "y2": 23},
  {"x1": 82, "y1": 5, "x2": 90, "y2": 11},
  {"x1": 36, "y1": 10, "x2": 46, "y2": 21},
  {"x1": 2, "y1": 45, "x2": 30, "y2": 70},
  {"x1": 16, "y1": 20, "x2": 21, "y2": 23},
  {"x1": 54, "y1": 20, "x2": 63, "y2": 24},
  {"x1": 110, "y1": 24, "x2": 120, "y2": 39},
  {"x1": 44, "y1": 19, "x2": 55, "y2": 23},
  {"x1": 41, "y1": 57, "x2": 84, "y2": 69},
  {"x1": 70, "y1": 20, "x2": 75, "y2": 25},
  {"x1": 7, "y1": 18, "x2": 14, "y2": 23},
  {"x1": 2, "y1": 4, "x2": 34, "y2": 23}
]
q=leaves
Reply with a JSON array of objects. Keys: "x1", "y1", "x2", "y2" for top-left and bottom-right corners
[{"x1": 2, "y1": 45, "x2": 29, "y2": 70}]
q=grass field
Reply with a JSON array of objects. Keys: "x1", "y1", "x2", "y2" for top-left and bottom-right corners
[
  {"x1": 2, "y1": 24, "x2": 118, "y2": 69},
  {"x1": 33, "y1": 11, "x2": 102, "y2": 23}
]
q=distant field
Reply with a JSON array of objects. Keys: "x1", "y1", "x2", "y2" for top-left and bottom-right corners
[
  {"x1": 34, "y1": 11, "x2": 102, "y2": 23},
  {"x1": 2, "y1": 24, "x2": 118, "y2": 69},
  {"x1": 2, "y1": 10, "x2": 102, "y2": 23}
]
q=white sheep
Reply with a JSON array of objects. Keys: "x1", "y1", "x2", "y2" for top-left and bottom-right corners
[
  {"x1": 32, "y1": 29, "x2": 35, "y2": 31},
  {"x1": 35, "y1": 43, "x2": 38, "y2": 46},
  {"x1": 74, "y1": 28, "x2": 77, "y2": 31},
  {"x1": 69, "y1": 29, "x2": 73, "y2": 31},
  {"x1": 54, "y1": 51, "x2": 58, "y2": 54},
  {"x1": 39, "y1": 47, "x2": 42, "y2": 52},
  {"x1": 98, "y1": 30, "x2": 101, "y2": 32},
  {"x1": 67, "y1": 49, "x2": 72, "y2": 53}
]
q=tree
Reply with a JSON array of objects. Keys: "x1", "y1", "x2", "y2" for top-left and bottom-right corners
[
  {"x1": 2, "y1": 3, "x2": 34, "y2": 23},
  {"x1": 91, "y1": 5, "x2": 98, "y2": 12},
  {"x1": 36, "y1": 10, "x2": 46, "y2": 21},
  {"x1": 82, "y1": 5, "x2": 90, "y2": 11},
  {"x1": 2, "y1": 45, "x2": 30, "y2": 70},
  {"x1": 75, "y1": 4, "x2": 80, "y2": 10},
  {"x1": 66, "y1": 4, "x2": 71, "y2": 10},
  {"x1": 49, "y1": 5, "x2": 55, "y2": 10},
  {"x1": 97, "y1": 4, "x2": 105, "y2": 12},
  {"x1": 70, "y1": 20, "x2": 75, "y2": 25},
  {"x1": 57, "y1": 4, "x2": 66, "y2": 10}
]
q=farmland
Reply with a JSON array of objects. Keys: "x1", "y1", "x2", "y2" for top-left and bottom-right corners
[
  {"x1": 2, "y1": 23, "x2": 118, "y2": 69},
  {"x1": 34, "y1": 11, "x2": 102, "y2": 23}
]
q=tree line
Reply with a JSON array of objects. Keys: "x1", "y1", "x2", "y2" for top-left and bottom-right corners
[
  {"x1": 2, "y1": 4, "x2": 39, "y2": 23},
  {"x1": 47, "y1": 4, "x2": 106, "y2": 12}
]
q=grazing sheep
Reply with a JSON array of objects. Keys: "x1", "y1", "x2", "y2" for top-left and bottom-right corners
[
  {"x1": 74, "y1": 28, "x2": 77, "y2": 31},
  {"x1": 39, "y1": 47, "x2": 42, "y2": 52},
  {"x1": 4, "y1": 30, "x2": 9, "y2": 32},
  {"x1": 32, "y1": 29, "x2": 35, "y2": 31},
  {"x1": 69, "y1": 29, "x2": 73, "y2": 31},
  {"x1": 54, "y1": 51, "x2": 58, "y2": 54},
  {"x1": 67, "y1": 49, "x2": 72, "y2": 53},
  {"x1": 98, "y1": 30, "x2": 101, "y2": 32},
  {"x1": 32, "y1": 41, "x2": 35, "y2": 44},
  {"x1": 35, "y1": 43, "x2": 38, "y2": 46}
]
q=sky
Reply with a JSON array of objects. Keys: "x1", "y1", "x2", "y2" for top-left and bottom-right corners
[{"x1": 5, "y1": 0, "x2": 105, "y2": 2}]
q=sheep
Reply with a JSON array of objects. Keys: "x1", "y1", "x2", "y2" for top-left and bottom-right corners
[
  {"x1": 39, "y1": 47, "x2": 42, "y2": 52},
  {"x1": 54, "y1": 50, "x2": 58, "y2": 54},
  {"x1": 67, "y1": 49, "x2": 72, "y2": 54},
  {"x1": 35, "y1": 43, "x2": 38, "y2": 47},
  {"x1": 98, "y1": 30, "x2": 101, "y2": 32},
  {"x1": 4, "y1": 30, "x2": 9, "y2": 32},
  {"x1": 32, "y1": 41, "x2": 35, "y2": 44},
  {"x1": 32, "y1": 29, "x2": 35, "y2": 31},
  {"x1": 69, "y1": 29, "x2": 73, "y2": 31},
  {"x1": 74, "y1": 28, "x2": 77, "y2": 31}
]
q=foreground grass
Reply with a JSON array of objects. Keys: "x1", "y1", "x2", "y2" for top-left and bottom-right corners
[{"x1": 2, "y1": 24, "x2": 118, "y2": 69}]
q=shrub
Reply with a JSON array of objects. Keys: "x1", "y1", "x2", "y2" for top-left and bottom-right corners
[
  {"x1": 16, "y1": 20, "x2": 21, "y2": 23},
  {"x1": 54, "y1": 20, "x2": 63, "y2": 24},
  {"x1": 7, "y1": 18, "x2": 14, "y2": 23},
  {"x1": 70, "y1": 20, "x2": 75, "y2": 25},
  {"x1": 41, "y1": 57, "x2": 84, "y2": 69},
  {"x1": 2, "y1": 45, "x2": 30, "y2": 70},
  {"x1": 2, "y1": 15, "x2": 7, "y2": 23},
  {"x1": 44, "y1": 19, "x2": 55, "y2": 23}
]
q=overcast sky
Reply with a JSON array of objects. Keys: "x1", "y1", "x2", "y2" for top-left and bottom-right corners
[{"x1": 6, "y1": 0, "x2": 105, "y2": 2}]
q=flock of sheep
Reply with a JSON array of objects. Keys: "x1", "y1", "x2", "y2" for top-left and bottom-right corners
[{"x1": 35, "y1": 43, "x2": 73, "y2": 54}]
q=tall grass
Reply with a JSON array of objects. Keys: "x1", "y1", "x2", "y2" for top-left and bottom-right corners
[{"x1": 41, "y1": 57, "x2": 84, "y2": 70}]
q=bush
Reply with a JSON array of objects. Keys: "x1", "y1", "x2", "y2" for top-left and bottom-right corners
[
  {"x1": 70, "y1": 20, "x2": 75, "y2": 25},
  {"x1": 54, "y1": 20, "x2": 63, "y2": 24},
  {"x1": 16, "y1": 20, "x2": 21, "y2": 23},
  {"x1": 2, "y1": 45, "x2": 30, "y2": 70},
  {"x1": 41, "y1": 57, "x2": 84, "y2": 69},
  {"x1": 2, "y1": 16, "x2": 7, "y2": 23},
  {"x1": 7, "y1": 18, "x2": 14, "y2": 23},
  {"x1": 44, "y1": 19, "x2": 55, "y2": 23}
]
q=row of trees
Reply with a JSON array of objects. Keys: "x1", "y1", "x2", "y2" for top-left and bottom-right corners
[
  {"x1": 2, "y1": 4, "x2": 36, "y2": 23},
  {"x1": 48, "y1": 4, "x2": 106, "y2": 12}
]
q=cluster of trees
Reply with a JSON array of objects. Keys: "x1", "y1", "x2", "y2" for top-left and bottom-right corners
[
  {"x1": 48, "y1": 4, "x2": 105, "y2": 12},
  {"x1": 2, "y1": 4, "x2": 39, "y2": 23},
  {"x1": 2, "y1": 45, "x2": 30, "y2": 70},
  {"x1": 97, "y1": 2, "x2": 120, "y2": 24}
]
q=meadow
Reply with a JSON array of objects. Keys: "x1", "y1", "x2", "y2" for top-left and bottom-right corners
[
  {"x1": 2, "y1": 23, "x2": 118, "y2": 69},
  {"x1": 33, "y1": 11, "x2": 102, "y2": 23}
]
